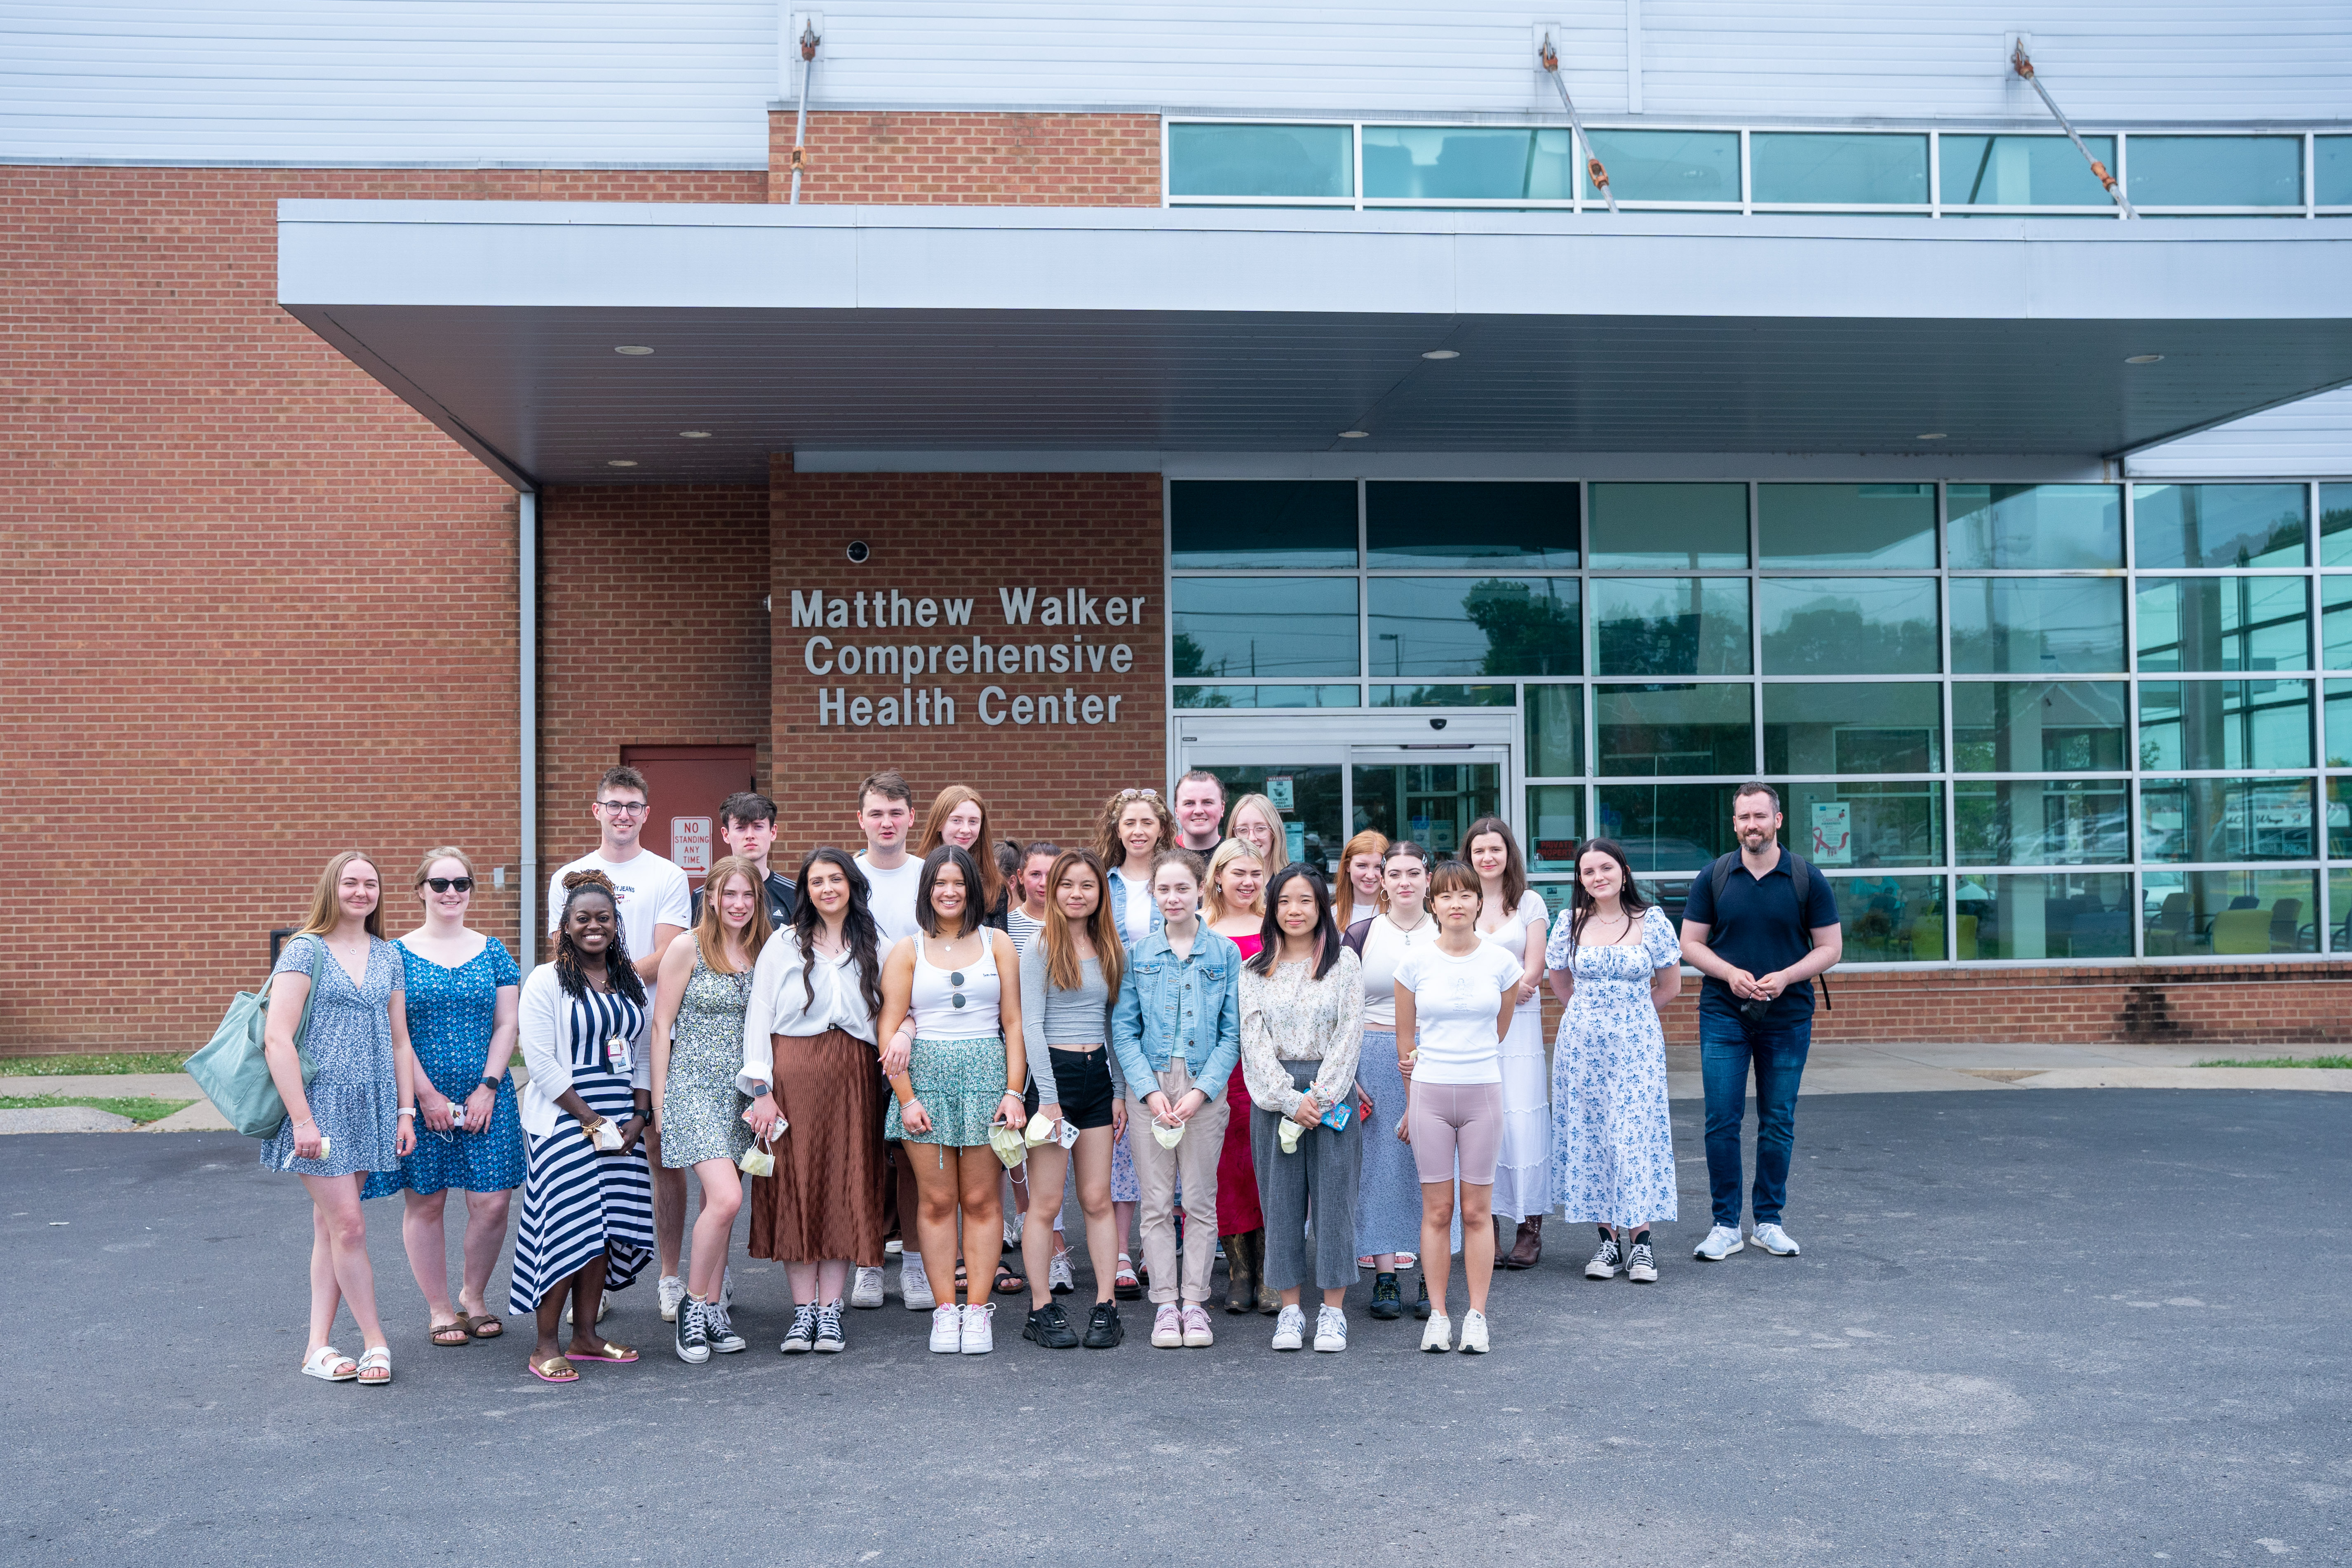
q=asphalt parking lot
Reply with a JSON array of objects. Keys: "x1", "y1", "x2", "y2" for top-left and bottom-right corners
[{"x1": 4, "y1": 1088, "x2": 2345, "y2": 1566}]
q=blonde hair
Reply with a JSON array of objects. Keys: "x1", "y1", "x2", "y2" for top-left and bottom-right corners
[
  {"x1": 411, "y1": 846, "x2": 475, "y2": 899},
  {"x1": 1095, "y1": 788, "x2": 1175, "y2": 869},
  {"x1": 693, "y1": 855, "x2": 773, "y2": 975},
  {"x1": 916, "y1": 784, "x2": 1006, "y2": 911},
  {"x1": 298, "y1": 851, "x2": 385, "y2": 939},
  {"x1": 1226, "y1": 792, "x2": 1290, "y2": 874},
  {"x1": 1203, "y1": 837, "x2": 1267, "y2": 925},
  {"x1": 1042, "y1": 849, "x2": 1126, "y2": 999}
]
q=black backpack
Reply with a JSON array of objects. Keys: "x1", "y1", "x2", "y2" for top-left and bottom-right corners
[{"x1": 1699, "y1": 849, "x2": 1834, "y2": 1011}]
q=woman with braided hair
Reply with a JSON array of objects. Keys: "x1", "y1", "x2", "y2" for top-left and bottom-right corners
[{"x1": 512, "y1": 870, "x2": 657, "y2": 1383}]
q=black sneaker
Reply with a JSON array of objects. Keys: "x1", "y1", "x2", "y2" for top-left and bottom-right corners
[
  {"x1": 1367, "y1": 1272, "x2": 1403, "y2": 1320},
  {"x1": 1082, "y1": 1300, "x2": 1124, "y2": 1349},
  {"x1": 1412, "y1": 1275, "x2": 1432, "y2": 1321},
  {"x1": 1023, "y1": 1301, "x2": 1080, "y2": 1349},
  {"x1": 674, "y1": 1297, "x2": 710, "y2": 1365},
  {"x1": 1585, "y1": 1237, "x2": 1624, "y2": 1280},
  {"x1": 1626, "y1": 1241, "x2": 1657, "y2": 1283}
]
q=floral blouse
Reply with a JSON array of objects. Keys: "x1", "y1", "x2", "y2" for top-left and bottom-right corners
[{"x1": 1238, "y1": 947, "x2": 1365, "y2": 1118}]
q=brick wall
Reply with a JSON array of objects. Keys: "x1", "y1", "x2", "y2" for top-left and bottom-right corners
[
  {"x1": 771, "y1": 457, "x2": 1165, "y2": 857},
  {"x1": 770, "y1": 110, "x2": 1161, "y2": 204}
]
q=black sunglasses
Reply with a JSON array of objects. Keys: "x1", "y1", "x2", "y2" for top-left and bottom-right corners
[{"x1": 424, "y1": 877, "x2": 475, "y2": 893}]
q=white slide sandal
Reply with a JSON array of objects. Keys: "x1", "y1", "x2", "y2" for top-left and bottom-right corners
[
  {"x1": 354, "y1": 1345, "x2": 392, "y2": 1385},
  {"x1": 301, "y1": 1345, "x2": 357, "y2": 1382}
]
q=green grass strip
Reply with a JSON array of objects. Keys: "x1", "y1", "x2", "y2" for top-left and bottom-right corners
[
  {"x1": 0, "y1": 1053, "x2": 192, "y2": 1077},
  {"x1": 2192, "y1": 1056, "x2": 2352, "y2": 1070},
  {"x1": 0, "y1": 1095, "x2": 196, "y2": 1124}
]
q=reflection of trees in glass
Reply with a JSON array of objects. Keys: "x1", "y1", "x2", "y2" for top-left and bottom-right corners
[
  {"x1": 1596, "y1": 591, "x2": 1744, "y2": 675},
  {"x1": 1462, "y1": 579, "x2": 1577, "y2": 676},
  {"x1": 1765, "y1": 603, "x2": 1938, "y2": 674},
  {"x1": 1173, "y1": 632, "x2": 1212, "y2": 679}
]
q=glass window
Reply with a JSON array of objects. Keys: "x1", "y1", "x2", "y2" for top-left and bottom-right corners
[
  {"x1": 2322, "y1": 137, "x2": 2352, "y2": 206},
  {"x1": 2324, "y1": 577, "x2": 2352, "y2": 670},
  {"x1": 2144, "y1": 869, "x2": 2319, "y2": 957},
  {"x1": 1955, "y1": 873, "x2": 2134, "y2": 960},
  {"x1": 1758, "y1": 484, "x2": 1936, "y2": 568},
  {"x1": 1588, "y1": 482, "x2": 1748, "y2": 568},
  {"x1": 2331, "y1": 778, "x2": 2350, "y2": 860},
  {"x1": 2140, "y1": 777, "x2": 2316, "y2": 863},
  {"x1": 2138, "y1": 679, "x2": 2312, "y2": 771},
  {"x1": 1362, "y1": 126, "x2": 1573, "y2": 201},
  {"x1": 1947, "y1": 484, "x2": 2124, "y2": 569},
  {"x1": 1760, "y1": 578, "x2": 1941, "y2": 675},
  {"x1": 1173, "y1": 684, "x2": 1360, "y2": 710},
  {"x1": 1830, "y1": 874, "x2": 1946, "y2": 962},
  {"x1": 2333, "y1": 869, "x2": 2352, "y2": 953},
  {"x1": 2330, "y1": 680, "x2": 2352, "y2": 768},
  {"x1": 2127, "y1": 135, "x2": 2302, "y2": 207},
  {"x1": 2137, "y1": 577, "x2": 2310, "y2": 673},
  {"x1": 2133, "y1": 483, "x2": 2308, "y2": 568},
  {"x1": 1955, "y1": 779, "x2": 2130, "y2": 865},
  {"x1": 1593, "y1": 783, "x2": 1740, "y2": 872},
  {"x1": 1371, "y1": 684, "x2": 1513, "y2": 708},
  {"x1": 1953, "y1": 681, "x2": 2129, "y2": 772},
  {"x1": 1595, "y1": 684, "x2": 1753, "y2": 777},
  {"x1": 1592, "y1": 578, "x2": 1751, "y2": 676},
  {"x1": 1750, "y1": 132, "x2": 1928, "y2": 205},
  {"x1": 1950, "y1": 578, "x2": 2128, "y2": 674},
  {"x1": 1581, "y1": 129, "x2": 1740, "y2": 204},
  {"x1": 1170, "y1": 481, "x2": 1356, "y2": 568},
  {"x1": 1526, "y1": 785, "x2": 1585, "y2": 871},
  {"x1": 1762, "y1": 682, "x2": 1939, "y2": 774},
  {"x1": 1939, "y1": 134, "x2": 2117, "y2": 207},
  {"x1": 2326, "y1": 484, "x2": 2352, "y2": 567},
  {"x1": 1365, "y1": 482, "x2": 1578, "y2": 569},
  {"x1": 1172, "y1": 577, "x2": 1359, "y2": 682},
  {"x1": 1367, "y1": 577, "x2": 1579, "y2": 678},
  {"x1": 1526, "y1": 684, "x2": 1584, "y2": 777},
  {"x1": 1777, "y1": 780, "x2": 1943, "y2": 868},
  {"x1": 1169, "y1": 123, "x2": 1353, "y2": 199}
]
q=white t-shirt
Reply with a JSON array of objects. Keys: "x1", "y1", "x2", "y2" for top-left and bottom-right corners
[
  {"x1": 1356, "y1": 912, "x2": 1434, "y2": 1029},
  {"x1": 857, "y1": 852, "x2": 924, "y2": 950},
  {"x1": 1393, "y1": 940, "x2": 1525, "y2": 1086},
  {"x1": 547, "y1": 849, "x2": 691, "y2": 958}
]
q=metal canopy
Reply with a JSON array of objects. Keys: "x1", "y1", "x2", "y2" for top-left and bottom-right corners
[{"x1": 277, "y1": 202, "x2": 2352, "y2": 490}]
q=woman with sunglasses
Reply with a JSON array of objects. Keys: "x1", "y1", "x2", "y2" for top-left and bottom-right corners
[
  {"x1": 362, "y1": 849, "x2": 524, "y2": 1351},
  {"x1": 916, "y1": 784, "x2": 1012, "y2": 931},
  {"x1": 879, "y1": 845, "x2": 1027, "y2": 1354},
  {"x1": 1202, "y1": 836, "x2": 1276, "y2": 1315}
]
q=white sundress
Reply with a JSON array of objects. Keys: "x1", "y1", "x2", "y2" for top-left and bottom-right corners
[
  {"x1": 1482, "y1": 889, "x2": 1552, "y2": 1224},
  {"x1": 1546, "y1": 905, "x2": 1681, "y2": 1228}
]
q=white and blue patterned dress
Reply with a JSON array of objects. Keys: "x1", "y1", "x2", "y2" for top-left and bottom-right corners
[
  {"x1": 510, "y1": 985, "x2": 656, "y2": 1313},
  {"x1": 1547, "y1": 906, "x2": 1681, "y2": 1228},
  {"x1": 259, "y1": 935, "x2": 403, "y2": 1178}
]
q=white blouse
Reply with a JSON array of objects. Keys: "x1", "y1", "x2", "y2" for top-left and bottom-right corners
[
  {"x1": 516, "y1": 964, "x2": 651, "y2": 1140},
  {"x1": 740, "y1": 927, "x2": 879, "y2": 1095}
]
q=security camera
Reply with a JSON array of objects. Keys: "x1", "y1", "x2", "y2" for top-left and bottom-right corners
[
  {"x1": 846, "y1": 541, "x2": 870, "y2": 563},
  {"x1": 1429, "y1": 718, "x2": 1448, "y2": 730}
]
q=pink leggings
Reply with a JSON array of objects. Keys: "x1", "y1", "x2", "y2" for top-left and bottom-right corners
[{"x1": 1406, "y1": 1081, "x2": 1504, "y2": 1185}]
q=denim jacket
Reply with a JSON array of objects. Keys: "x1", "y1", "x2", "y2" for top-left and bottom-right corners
[
  {"x1": 1104, "y1": 866, "x2": 1165, "y2": 946},
  {"x1": 1109, "y1": 926, "x2": 1242, "y2": 1099}
]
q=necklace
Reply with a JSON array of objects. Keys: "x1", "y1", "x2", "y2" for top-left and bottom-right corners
[{"x1": 1389, "y1": 909, "x2": 1431, "y2": 945}]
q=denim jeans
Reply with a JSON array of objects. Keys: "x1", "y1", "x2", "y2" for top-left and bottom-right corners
[{"x1": 1699, "y1": 1012, "x2": 1812, "y2": 1229}]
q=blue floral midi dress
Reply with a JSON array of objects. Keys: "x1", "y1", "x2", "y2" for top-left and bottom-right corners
[
  {"x1": 362, "y1": 938, "x2": 526, "y2": 1199},
  {"x1": 1546, "y1": 906, "x2": 1681, "y2": 1227}
]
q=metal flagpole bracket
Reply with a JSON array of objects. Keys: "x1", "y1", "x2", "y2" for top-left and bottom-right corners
[
  {"x1": 2010, "y1": 41, "x2": 2135, "y2": 218},
  {"x1": 789, "y1": 16, "x2": 823, "y2": 205},
  {"x1": 1539, "y1": 31, "x2": 1616, "y2": 213}
]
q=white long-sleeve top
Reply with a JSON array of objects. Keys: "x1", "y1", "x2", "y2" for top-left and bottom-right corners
[
  {"x1": 516, "y1": 964, "x2": 651, "y2": 1139},
  {"x1": 1239, "y1": 947, "x2": 1365, "y2": 1119},
  {"x1": 739, "y1": 926, "x2": 879, "y2": 1096}
]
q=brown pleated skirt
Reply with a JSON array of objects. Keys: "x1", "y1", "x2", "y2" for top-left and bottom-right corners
[{"x1": 747, "y1": 1029, "x2": 889, "y2": 1267}]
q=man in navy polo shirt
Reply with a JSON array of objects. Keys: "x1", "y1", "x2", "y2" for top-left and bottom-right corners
[{"x1": 1678, "y1": 783, "x2": 1844, "y2": 1262}]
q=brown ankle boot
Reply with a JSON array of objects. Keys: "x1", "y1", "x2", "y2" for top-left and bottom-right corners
[
  {"x1": 1504, "y1": 1214, "x2": 1544, "y2": 1269},
  {"x1": 1221, "y1": 1231, "x2": 1255, "y2": 1315}
]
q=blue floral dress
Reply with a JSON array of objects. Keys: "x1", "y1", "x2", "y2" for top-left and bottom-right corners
[
  {"x1": 258, "y1": 935, "x2": 402, "y2": 1178},
  {"x1": 1546, "y1": 906, "x2": 1681, "y2": 1227},
  {"x1": 362, "y1": 938, "x2": 526, "y2": 1199}
]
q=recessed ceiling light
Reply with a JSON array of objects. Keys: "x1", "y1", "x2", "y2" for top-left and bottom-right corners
[
  {"x1": 614, "y1": 345, "x2": 654, "y2": 356},
  {"x1": 1917, "y1": 433, "x2": 1948, "y2": 440},
  {"x1": 1422, "y1": 349, "x2": 1461, "y2": 360},
  {"x1": 679, "y1": 430, "x2": 712, "y2": 439},
  {"x1": 1338, "y1": 430, "x2": 1371, "y2": 439},
  {"x1": 607, "y1": 459, "x2": 639, "y2": 468},
  {"x1": 2125, "y1": 354, "x2": 2164, "y2": 364}
]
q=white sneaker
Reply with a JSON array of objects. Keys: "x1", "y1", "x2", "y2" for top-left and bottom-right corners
[
  {"x1": 1420, "y1": 1313, "x2": 1452, "y2": 1353},
  {"x1": 850, "y1": 1266, "x2": 885, "y2": 1309},
  {"x1": 884, "y1": 1237, "x2": 903, "y2": 1256},
  {"x1": 717, "y1": 1265, "x2": 733, "y2": 1311},
  {"x1": 901, "y1": 1253, "x2": 934, "y2": 1310},
  {"x1": 1181, "y1": 1303, "x2": 1215, "y2": 1348},
  {"x1": 960, "y1": 1301, "x2": 995, "y2": 1354},
  {"x1": 658, "y1": 1274, "x2": 686, "y2": 1322},
  {"x1": 1751, "y1": 1222, "x2": 1801, "y2": 1256},
  {"x1": 1048, "y1": 1251, "x2": 1075, "y2": 1295},
  {"x1": 562, "y1": 1294, "x2": 610, "y2": 1326},
  {"x1": 1313, "y1": 1305, "x2": 1348, "y2": 1352},
  {"x1": 1459, "y1": 1309, "x2": 1490, "y2": 1354},
  {"x1": 1003, "y1": 1209, "x2": 1024, "y2": 1247},
  {"x1": 1151, "y1": 1303, "x2": 1184, "y2": 1348},
  {"x1": 1693, "y1": 1224, "x2": 1745, "y2": 1261},
  {"x1": 1271, "y1": 1303, "x2": 1306, "y2": 1351},
  {"x1": 927, "y1": 1304, "x2": 962, "y2": 1352}
]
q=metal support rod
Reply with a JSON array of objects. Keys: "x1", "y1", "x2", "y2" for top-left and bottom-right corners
[
  {"x1": 516, "y1": 490, "x2": 538, "y2": 977},
  {"x1": 789, "y1": 22, "x2": 821, "y2": 205},
  {"x1": 1540, "y1": 35, "x2": 1616, "y2": 213},
  {"x1": 2011, "y1": 43, "x2": 2135, "y2": 217}
]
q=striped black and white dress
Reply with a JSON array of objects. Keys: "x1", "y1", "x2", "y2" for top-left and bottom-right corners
[{"x1": 510, "y1": 984, "x2": 656, "y2": 1314}]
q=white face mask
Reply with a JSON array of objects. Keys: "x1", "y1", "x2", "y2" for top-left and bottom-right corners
[{"x1": 1151, "y1": 1119, "x2": 1187, "y2": 1150}]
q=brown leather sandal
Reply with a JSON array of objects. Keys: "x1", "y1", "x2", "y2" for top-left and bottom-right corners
[
  {"x1": 429, "y1": 1319, "x2": 472, "y2": 1347},
  {"x1": 459, "y1": 1311, "x2": 505, "y2": 1340}
]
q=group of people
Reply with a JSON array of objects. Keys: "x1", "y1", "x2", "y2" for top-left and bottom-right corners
[{"x1": 258, "y1": 764, "x2": 1839, "y2": 1385}]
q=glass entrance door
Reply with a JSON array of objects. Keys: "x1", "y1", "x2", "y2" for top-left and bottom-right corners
[{"x1": 1348, "y1": 750, "x2": 1504, "y2": 859}]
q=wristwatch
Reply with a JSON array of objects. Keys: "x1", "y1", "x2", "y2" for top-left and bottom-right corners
[
  {"x1": 479, "y1": 1076, "x2": 501, "y2": 1093},
  {"x1": 746, "y1": 1081, "x2": 771, "y2": 1100}
]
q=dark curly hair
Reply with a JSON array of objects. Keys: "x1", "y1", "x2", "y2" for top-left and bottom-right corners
[{"x1": 553, "y1": 870, "x2": 647, "y2": 1005}]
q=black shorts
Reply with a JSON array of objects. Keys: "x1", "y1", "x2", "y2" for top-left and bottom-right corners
[{"x1": 1024, "y1": 1046, "x2": 1117, "y2": 1130}]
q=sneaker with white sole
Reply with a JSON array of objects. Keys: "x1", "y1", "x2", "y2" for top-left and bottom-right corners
[
  {"x1": 1692, "y1": 1224, "x2": 1745, "y2": 1261},
  {"x1": 705, "y1": 1300, "x2": 747, "y2": 1354},
  {"x1": 781, "y1": 1303, "x2": 818, "y2": 1354},
  {"x1": 927, "y1": 1304, "x2": 962, "y2": 1353},
  {"x1": 1750, "y1": 1222, "x2": 1801, "y2": 1256},
  {"x1": 901, "y1": 1253, "x2": 934, "y2": 1310},
  {"x1": 674, "y1": 1298, "x2": 710, "y2": 1364},
  {"x1": 1459, "y1": 1309, "x2": 1490, "y2": 1354},
  {"x1": 658, "y1": 1274, "x2": 687, "y2": 1323},
  {"x1": 1270, "y1": 1303, "x2": 1306, "y2": 1351},
  {"x1": 960, "y1": 1301, "x2": 995, "y2": 1354},
  {"x1": 563, "y1": 1295, "x2": 610, "y2": 1326},
  {"x1": 1585, "y1": 1237, "x2": 1623, "y2": 1279},
  {"x1": 1420, "y1": 1313, "x2": 1452, "y2": 1352},
  {"x1": 1151, "y1": 1304, "x2": 1184, "y2": 1347},
  {"x1": 1048, "y1": 1251, "x2": 1075, "y2": 1295},
  {"x1": 1181, "y1": 1303, "x2": 1215, "y2": 1348},
  {"x1": 885, "y1": 1237, "x2": 903, "y2": 1255},
  {"x1": 850, "y1": 1266, "x2": 885, "y2": 1309},
  {"x1": 1313, "y1": 1305, "x2": 1349, "y2": 1352},
  {"x1": 1626, "y1": 1240, "x2": 1657, "y2": 1282},
  {"x1": 718, "y1": 1265, "x2": 733, "y2": 1311},
  {"x1": 813, "y1": 1301, "x2": 846, "y2": 1353}
]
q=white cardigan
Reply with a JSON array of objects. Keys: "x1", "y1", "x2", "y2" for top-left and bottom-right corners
[
  {"x1": 517, "y1": 964, "x2": 652, "y2": 1140},
  {"x1": 739, "y1": 926, "x2": 879, "y2": 1097}
]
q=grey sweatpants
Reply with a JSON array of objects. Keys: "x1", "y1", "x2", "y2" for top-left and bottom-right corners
[{"x1": 1250, "y1": 1062, "x2": 1363, "y2": 1294}]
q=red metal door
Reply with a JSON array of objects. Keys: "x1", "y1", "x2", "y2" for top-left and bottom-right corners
[{"x1": 619, "y1": 745, "x2": 758, "y2": 894}]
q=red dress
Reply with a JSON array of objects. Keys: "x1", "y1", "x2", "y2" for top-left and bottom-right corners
[{"x1": 1215, "y1": 931, "x2": 1265, "y2": 1236}]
